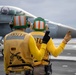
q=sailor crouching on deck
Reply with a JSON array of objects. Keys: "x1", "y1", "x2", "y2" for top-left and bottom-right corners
[{"x1": 4, "y1": 16, "x2": 50, "y2": 75}]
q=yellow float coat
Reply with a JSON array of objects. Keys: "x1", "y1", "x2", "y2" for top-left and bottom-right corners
[
  {"x1": 30, "y1": 31, "x2": 66, "y2": 66},
  {"x1": 4, "y1": 30, "x2": 46, "y2": 74}
]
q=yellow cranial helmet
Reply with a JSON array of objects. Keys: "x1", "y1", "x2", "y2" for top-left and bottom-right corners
[
  {"x1": 13, "y1": 15, "x2": 28, "y2": 29},
  {"x1": 33, "y1": 17, "x2": 46, "y2": 31}
]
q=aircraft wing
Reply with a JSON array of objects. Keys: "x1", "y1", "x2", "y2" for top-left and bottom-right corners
[{"x1": 0, "y1": 6, "x2": 76, "y2": 38}]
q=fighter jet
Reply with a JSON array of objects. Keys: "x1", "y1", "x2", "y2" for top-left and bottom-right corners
[{"x1": 0, "y1": 5, "x2": 76, "y2": 38}]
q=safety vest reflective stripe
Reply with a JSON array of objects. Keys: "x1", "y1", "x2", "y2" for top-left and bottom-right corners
[
  {"x1": 14, "y1": 16, "x2": 26, "y2": 26},
  {"x1": 33, "y1": 35, "x2": 43, "y2": 39},
  {"x1": 6, "y1": 36, "x2": 25, "y2": 40},
  {"x1": 34, "y1": 21, "x2": 44, "y2": 29}
]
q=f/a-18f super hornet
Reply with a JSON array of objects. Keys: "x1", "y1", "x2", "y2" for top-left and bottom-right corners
[{"x1": 0, "y1": 6, "x2": 76, "y2": 38}]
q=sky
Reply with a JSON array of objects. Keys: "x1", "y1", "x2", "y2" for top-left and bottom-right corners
[{"x1": 0, "y1": 0, "x2": 76, "y2": 28}]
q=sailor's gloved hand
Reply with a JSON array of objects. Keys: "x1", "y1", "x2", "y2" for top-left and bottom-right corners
[
  {"x1": 42, "y1": 31, "x2": 50, "y2": 44},
  {"x1": 62, "y1": 31, "x2": 71, "y2": 44}
]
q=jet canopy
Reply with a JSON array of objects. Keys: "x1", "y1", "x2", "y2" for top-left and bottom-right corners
[
  {"x1": 0, "y1": 6, "x2": 36, "y2": 17},
  {"x1": 0, "y1": 6, "x2": 36, "y2": 23}
]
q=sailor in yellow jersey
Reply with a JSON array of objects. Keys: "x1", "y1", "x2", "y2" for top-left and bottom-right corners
[
  {"x1": 4, "y1": 16, "x2": 50, "y2": 75},
  {"x1": 30, "y1": 17, "x2": 71, "y2": 75}
]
